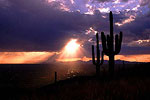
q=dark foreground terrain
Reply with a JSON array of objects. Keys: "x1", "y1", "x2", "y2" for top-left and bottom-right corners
[{"x1": 0, "y1": 62, "x2": 150, "y2": 100}]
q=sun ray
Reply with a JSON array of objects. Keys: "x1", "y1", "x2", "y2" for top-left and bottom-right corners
[
  {"x1": 58, "y1": 39, "x2": 83, "y2": 60},
  {"x1": 65, "y1": 39, "x2": 80, "y2": 55}
]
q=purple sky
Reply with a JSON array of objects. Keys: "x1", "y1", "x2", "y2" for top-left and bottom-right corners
[{"x1": 0, "y1": 0, "x2": 150, "y2": 57}]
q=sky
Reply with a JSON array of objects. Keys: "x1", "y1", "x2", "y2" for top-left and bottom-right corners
[{"x1": 0, "y1": 0, "x2": 150, "y2": 63}]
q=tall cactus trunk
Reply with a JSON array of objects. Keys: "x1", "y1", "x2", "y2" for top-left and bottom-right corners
[
  {"x1": 109, "y1": 55, "x2": 114, "y2": 75},
  {"x1": 96, "y1": 65, "x2": 100, "y2": 76}
]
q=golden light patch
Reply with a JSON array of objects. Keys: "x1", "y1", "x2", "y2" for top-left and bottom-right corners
[{"x1": 56, "y1": 56, "x2": 91, "y2": 62}]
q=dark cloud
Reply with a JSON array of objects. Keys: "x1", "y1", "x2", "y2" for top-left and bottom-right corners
[
  {"x1": 94, "y1": 0, "x2": 112, "y2": 2},
  {"x1": 0, "y1": 0, "x2": 149, "y2": 56},
  {"x1": 120, "y1": 46, "x2": 150, "y2": 55},
  {"x1": 118, "y1": 11, "x2": 150, "y2": 39},
  {"x1": 90, "y1": 10, "x2": 150, "y2": 55},
  {"x1": 94, "y1": 0, "x2": 129, "y2": 3},
  {"x1": 113, "y1": 11, "x2": 150, "y2": 55},
  {"x1": 0, "y1": 0, "x2": 107, "y2": 51},
  {"x1": 120, "y1": 0, "x2": 129, "y2": 2}
]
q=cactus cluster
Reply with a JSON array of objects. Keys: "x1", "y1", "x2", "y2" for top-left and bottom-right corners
[
  {"x1": 101, "y1": 11, "x2": 123, "y2": 75},
  {"x1": 92, "y1": 33, "x2": 104, "y2": 76},
  {"x1": 92, "y1": 11, "x2": 123, "y2": 76}
]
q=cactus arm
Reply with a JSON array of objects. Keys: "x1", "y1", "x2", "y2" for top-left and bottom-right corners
[
  {"x1": 100, "y1": 51, "x2": 104, "y2": 65},
  {"x1": 96, "y1": 33, "x2": 100, "y2": 64},
  {"x1": 119, "y1": 31, "x2": 123, "y2": 45},
  {"x1": 101, "y1": 32, "x2": 109, "y2": 56},
  {"x1": 118, "y1": 31, "x2": 123, "y2": 52},
  {"x1": 92, "y1": 45, "x2": 96, "y2": 65},
  {"x1": 114, "y1": 31, "x2": 123, "y2": 55},
  {"x1": 114, "y1": 34, "x2": 119, "y2": 54}
]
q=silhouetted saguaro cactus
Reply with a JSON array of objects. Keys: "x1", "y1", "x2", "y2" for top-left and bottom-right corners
[
  {"x1": 101, "y1": 11, "x2": 123, "y2": 75},
  {"x1": 54, "y1": 72, "x2": 57, "y2": 83},
  {"x1": 92, "y1": 33, "x2": 104, "y2": 76}
]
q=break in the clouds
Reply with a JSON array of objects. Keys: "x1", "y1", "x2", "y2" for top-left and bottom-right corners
[{"x1": 0, "y1": 0, "x2": 150, "y2": 56}]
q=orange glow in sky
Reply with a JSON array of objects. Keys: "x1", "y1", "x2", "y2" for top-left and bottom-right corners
[
  {"x1": 57, "y1": 54, "x2": 150, "y2": 63},
  {"x1": 0, "y1": 52, "x2": 150, "y2": 64},
  {"x1": 0, "y1": 53, "x2": 149, "y2": 64},
  {"x1": 0, "y1": 52, "x2": 55, "y2": 64}
]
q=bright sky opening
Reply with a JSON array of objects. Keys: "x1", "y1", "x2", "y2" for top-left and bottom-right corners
[{"x1": 65, "y1": 39, "x2": 80, "y2": 55}]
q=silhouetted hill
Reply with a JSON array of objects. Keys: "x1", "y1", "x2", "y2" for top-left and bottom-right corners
[
  {"x1": 38, "y1": 63, "x2": 150, "y2": 100},
  {"x1": 0, "y1": 63, "x2": 150, "y2": 100}
]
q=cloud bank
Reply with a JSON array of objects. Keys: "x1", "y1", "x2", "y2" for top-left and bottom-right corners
[{"x1": 0, "y1": 0, "x2": 149, "y2": 56}]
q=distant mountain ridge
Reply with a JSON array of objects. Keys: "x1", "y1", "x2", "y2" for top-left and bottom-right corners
[{"x1": 52, "y1": 60, "x2": 146, "y2": 64}]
